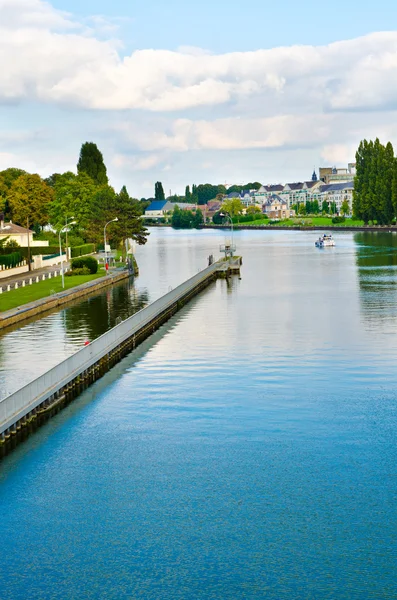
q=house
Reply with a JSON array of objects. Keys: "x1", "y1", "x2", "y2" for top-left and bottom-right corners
[
  {"x1": 318, "y1": 182, "x2": 354, "y2": 213},
  {"x1": 0, "y1": 218, "x2": 48, "y2": 248},
  {"x1": 262, "y1": 195, "x2": 294, "y2": 220},
  {"x1": 144, "y1": 200, "x2": 174, "y2": 219}
]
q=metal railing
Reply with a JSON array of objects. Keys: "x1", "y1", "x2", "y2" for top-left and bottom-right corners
[{"x1": 0, "y1": 262, "x2": 220, "y2": 434}]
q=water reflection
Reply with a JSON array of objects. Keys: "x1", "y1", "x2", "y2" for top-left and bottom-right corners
[
  {"x1": 354, "y1": 232, "x2": 397, "y2": 328},
  {"x1": 64, "y1": 283, "x2": 149, "y2": 342},
  {"x1": 0, "y1": 279, "x2": 149, "y2": 397}
]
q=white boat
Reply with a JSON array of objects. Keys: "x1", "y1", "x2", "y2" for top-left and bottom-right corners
[{"x1": 315, "y1": 234, "x2": 335, "y2": 248}]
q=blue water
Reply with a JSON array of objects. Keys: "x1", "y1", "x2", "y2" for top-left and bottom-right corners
[{"x1": 1, "y1": 229, "x2": 397, "y2": 598}]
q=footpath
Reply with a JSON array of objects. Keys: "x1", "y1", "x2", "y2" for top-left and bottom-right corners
[{"x1": 0, "y1": 263, "x2": 70, "y2": 292}]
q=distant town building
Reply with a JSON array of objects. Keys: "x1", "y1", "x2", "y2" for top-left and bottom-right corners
[
  {"x1": 144, "y1": 200, "x2": 197, "y2": 219},
  {"x1": 319, "y1": 163, "x2": 355, "y2": 184}
]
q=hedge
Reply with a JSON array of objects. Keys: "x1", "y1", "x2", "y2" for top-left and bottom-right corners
[
  {"x1": 0, "y1": 246, "x2": 60, "y2": 258},
  {"x1": 0, "y1": 244, "x2": 95, "y2": 259},
  {"x1": 0, "y1": 251, "x2": 22, "y2": 268},
  {"x1": 71, "y1": 256, "x2": 98, "y2": 274},
  {"x1": 71, "y1": 243, "x2": 96, "y2": 258}
]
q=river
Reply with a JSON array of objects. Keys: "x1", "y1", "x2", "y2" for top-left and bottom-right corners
[{"x1": 1, "y1": 228, "x2": 397, "y2": 598}]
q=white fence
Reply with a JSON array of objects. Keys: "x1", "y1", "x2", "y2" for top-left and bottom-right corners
[{"x1": 0, "y1": 262, "x2": 219, "y2": 434}]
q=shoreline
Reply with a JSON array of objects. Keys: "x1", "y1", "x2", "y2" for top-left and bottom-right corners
[{"x1": 0, "y1": 271, "x2": 131, "y2": 330}]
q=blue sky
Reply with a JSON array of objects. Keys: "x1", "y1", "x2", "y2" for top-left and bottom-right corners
[
  {"x1": 52, "y1": 0, "x2": 397, "y2": 52},
  {"x1": 1, "y1": 0, "x2": 397, "y2": 197}
]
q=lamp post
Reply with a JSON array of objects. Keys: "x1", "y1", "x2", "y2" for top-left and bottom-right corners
[
  {"x1": 219, "y1": 211, "x2": 234, "y2": 259},
  {"x1": 65, "y1": 216, "x2": 75, "y2": 263},
  {"x1": 104, "y1": 217, "x2": 118, "y2": 272},
  {"x1": 59, "y1": 220, "x2": 76, "y2": 289}
]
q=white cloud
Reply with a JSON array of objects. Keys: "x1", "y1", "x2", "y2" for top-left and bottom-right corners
[
  {"x1": 3, "y1": 0, "x2": 397, "y2": 195},
  {"x1": 1, "y1": 1, "x2": 397, "y2": 116}
]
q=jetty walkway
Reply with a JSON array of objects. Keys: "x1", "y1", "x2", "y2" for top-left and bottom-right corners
[{"x1": 0, "y1": 258, "x2": 241, "y2": 457}]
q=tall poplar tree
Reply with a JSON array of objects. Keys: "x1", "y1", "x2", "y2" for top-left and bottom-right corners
[
  {"x1": 155, "y1": 181, "x2": 165, "y2": 201},
  {"x1": 185, "y1": 185, "x2": 191, "y2": 201},
  {"x1": 77, "y1": 142, "x2": 108, "y2": 185}
]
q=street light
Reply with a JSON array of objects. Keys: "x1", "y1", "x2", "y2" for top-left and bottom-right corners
[
  {"x1": 104, "y1": 217, "x2": 118, "y2": 272},
  {"x1": 59, "y1": 220, "x2": 76, "y2": 289},
  {"x1": 65, "y1": 216, "x2": 75, "y2": 263},
  {"x1": 219, "y1": 211, "x2": 234, "y2": 259}
]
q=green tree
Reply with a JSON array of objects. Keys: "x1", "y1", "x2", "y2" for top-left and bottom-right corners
[
  {"x1": 77, "y1": 142, "x2": 108, "y2": 185},
  {"x1": 185, "y1": 185, "x2": 191, "y2": 201},
  {"x1": 0, "y1": 176, "x2": 7, "y2": 213},
  {"x1": 305, "y1": 200, "x2": 313, "y2": 214},
  {"x1": 221, "y1": 197, "x2": 243, "y2": 217},
  {"x1": 330, "y1": 201, "x2": 337, "y2": 214},
  {"x1": 0, "y1": 168, "x2": 27, "y2": 189},
  {"x1": 155, "y1": 181, "x2": 165, "y2": 201},
  {"x1": 113, "y1": 186, "x2": 149, "y2": 248},
  {"x1": 321, "y1": 200, "x2": 329, "y2": 213},
  {"x1": 341, "y1": 199, "x2": 350, "y2": 216},
  {"x1": 246, "y1": 205, "x2": 261, "y2": 214},
  {"x1": 50, "y1": 171, "x2": 98, "y2": 233},
  {"x1": 45, "y1": 173, "x2": 62, "y2": 188},
  {"x1": 193, "y1": 208, "x2": 204, "y2": 228},
  {"x1": 312, "y1": 200, "x2": 320, "y2": 214},
  {"x1": 392, "y1": 158, "x2": 397, "y2": 217},
  {"x1": 7, "y1": 174, "x2": 53, "y2": 228}
]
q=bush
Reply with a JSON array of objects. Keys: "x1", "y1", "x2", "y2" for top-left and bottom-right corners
[
  {"x1": 66, "y1": 266, "x2": 90, "y2": 276},
  {"x1": 71, "y1": 256, "x2": 98, "y2": 274},
  {"x1": 71, "y1": 243, "x2": 96, "y2": 258},
  {"x1": 0, "y1": 251, "x2": 22, "y2": 268},
  {"x1": 332, "y1": 216, "x2": 345, "y2": 224}
]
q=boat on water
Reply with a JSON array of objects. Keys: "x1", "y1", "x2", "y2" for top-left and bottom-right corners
[{"x1": 315, "y1": 234, "x2": 335, "y2": 248}]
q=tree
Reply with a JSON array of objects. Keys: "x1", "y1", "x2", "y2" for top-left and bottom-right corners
[
  {"x1": 77, "y1": 142, "x2": 108, "y2": 185},
  {"x1": 113, "y1": 186, "x2": 149, "y2": 248},
  {"x1": 50, "y1": 171, "x2": 98, "y2": 233},
  {"x1": 392, "y1": 159, "x2": 397, "y2": 217},
  {"x1": 0, "y1": 168, "x2": 27, "y2": 189},
  {"x1": 45, "y1": 173, "x2": 62, "y2": 188},
  {"x1": 7, "y1": 174, "x2": 53, "y2": 228},
  {"x1": 246, "y1": 205, "x2": 261, "y2": 214},
  {"x1": 298, "y1": 203, "x2": 306, "y2": 215},
  {"x1": 220, "y1": 197, "x2": 243, "y2": 217},
  {"x1": 193, "y1": 208, "x2": 204, "y2": 228},
  {"x1": 341, "y1": 199, "x2": 350, "y2": 216},
  {"x1": 312, "y1": 200, "x2": 320, "y2": 214},
  {"x1": 330, "y1": 201, "x2": 337, "y2": 214},
  {"x1": 321, "y1": 200, "x2": 329, "y2": 213},
  {"x1": 155, "y1": 181, "x2": 165, "y2": 201},
  {"x1": 305, "y1": 200, "x2": 312, "y2": 214},
  {"x1": 0, "y1": 176, "x2": 7, "y2": 213},
  {"x1": 185, "y1": 185, "x2": 191, "y2": 201}
]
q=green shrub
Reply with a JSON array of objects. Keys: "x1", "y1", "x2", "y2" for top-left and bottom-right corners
[
  {"x1": 0, "y1": 251, "x2": 22, "y2": 268},
  {"x1": 66, "y1": 266, "x2": 91, "y2": 276},
  {"x1": 71, "y1": 243, "x2": 96, "y2": 258},
  {"x1": 332, "y1": 216, "x2": 345, "y2": 224},
  {"x1": 71, "y1": 256, "x2": 98, "y2": 274}
]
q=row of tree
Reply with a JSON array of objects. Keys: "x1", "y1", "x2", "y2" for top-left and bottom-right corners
[
  {"x1": 353, "y1": 138, "x2": 397, "y2": 224},
  {"x1": 171, "y1": 206, "x2": 204, "y2": 229},
  {"x1": 0, "y1": 143, "x2": 148, "y2": 249}
]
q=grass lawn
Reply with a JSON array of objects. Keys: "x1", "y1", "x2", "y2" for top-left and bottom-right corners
[
  {"x1": 0, "y1": 270, "x2": 106, "y2": 313},
  {"x1": 239, "y1": 217, "x2": 365, "y2": 227}
]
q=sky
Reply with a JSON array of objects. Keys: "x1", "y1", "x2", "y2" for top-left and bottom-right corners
[{"x1": 1, "y1": 0, "x2": 397, "y2": 197}]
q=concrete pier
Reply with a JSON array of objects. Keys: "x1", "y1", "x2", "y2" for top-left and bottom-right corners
[{"x1": 0, "y1": 259, "x2": 241, "y2": 458}]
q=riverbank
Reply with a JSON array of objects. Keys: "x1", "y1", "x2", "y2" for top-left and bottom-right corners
[
  {"x1": 203, "y1": 224, "x2": 397, "y2": 232},
  {"x1": 0, "y1": 270, "x2": 131, "y2": 330}
]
